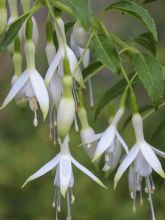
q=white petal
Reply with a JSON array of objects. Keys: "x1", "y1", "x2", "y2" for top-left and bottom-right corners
[
  {"x1": 45, "y1": 48, "x2": 62, "y2": 85},
  {"x1": 116, "y1": 131, "x2": 129, "y2": 153},
  {"x1": 45, "y1": 42, "x2": 56, "y2": 65},
  {"x1": 114, "y1": 144, "x2": 140, "y2": 189},
  {"x1": 152, "y1": 146, "x2": 165, "y2": 159},
  {"x1": 93, "y1": 125, "x2": 116, "y2": 162},
  {"x1": 82, "y1": 49, "x2": 90, "y2": 68},
  {"x1": 0, "y1": 71, "x2": 28, "y2": 110},
  {"x1": 71, "y1": 156, "x2": 106, "y2": 189},
  {"x1": 22, "y1": 154, "x2": 60, "y2": 188},
  {"x1": 29, "y1": 70, "x2": 49, "y2": 120},
  {"x1": 66, "y1": 46, "x2": 84, "y2": 86},
  {"x1": 48, "y1": 73, "x2": 62, "y2": 109},
  {"x1": 79, "y1": 132, "x2": 103, "y2": 146},
  {"x1": 141, "y1": 143, "x2": 165, "y2": 178},
  {"x1": 59, "y1": 155, "x2": 72, "y2": 197},
  {"x1": 70, "y1": 33, "x2": 81, "y2": 58}
]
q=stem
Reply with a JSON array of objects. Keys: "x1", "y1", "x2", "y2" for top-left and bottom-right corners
[
  {"x1": 45, "y1": 0, "x2": 67, "y2": 55},
  {"x1": 143, "y1": 101, "x2": 165, "y2": 121},
  {"x1": 52, "y1": 1, "x2": 73, "y2": 15},
  {"x1": 100, "y1": 22, "x2": 137, "y2": 53}
]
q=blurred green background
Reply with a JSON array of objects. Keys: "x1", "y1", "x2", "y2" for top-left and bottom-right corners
[{"x1": 0, "y1": 0, "x2": 165, "y2": 219}]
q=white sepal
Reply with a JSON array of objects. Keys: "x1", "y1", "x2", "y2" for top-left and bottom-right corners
[
  {"x1": 29, "y1": 69, "x2": 49, "y2": 120},
  {"x1": 22, "y1": 154, "x2": 61, "y2": 188},
  {"x1": 114, "y1": 144, "x2": 140, "y2": 189},
  {"x1": 141, "y1": 143, "x2": 165, "y2": 178},
  {"x1": 71, "y1": 156, "x2": 106, "y2": 189},
  {"x1": 0, "y1": 71, "x2": 28, "y2": 109}
]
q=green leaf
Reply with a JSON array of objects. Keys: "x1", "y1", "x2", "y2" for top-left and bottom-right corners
[
  {"x1": 0, "y1": 14, "x2": 29, "y2": 51},
  {"x1": 90, "y1": 34, "x2": 121, "y2": 74},
  {"x1": 144, "y1": 0, "x2": 158, "y2": 4},
  {"x1": 134, "y1": 32, "x2": 156, "y2": 55},
  {"x1": 82, "y1": 62, "x2": 104, "y2": 82},
  {"x1": 62, "y1": 0, "x2": 92, "y2": 29},
  {"x1": 0, "y1": 3, "x2": 41, "y2": 51},
  {"x1": 133, "y1": 53, "x2": 164, "y2": 107},
  {"x1": 94, "y1": 74, "x2": 140, "y2": 120},
  {"x1": 106, "y1": 0, "x2": 157, "y2": 41}
]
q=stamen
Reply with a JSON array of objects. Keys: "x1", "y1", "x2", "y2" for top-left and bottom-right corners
[
  {"x1": 71, "y1": 189, "x2": 75, "y2": 204},
  {"x1": 29, "y1": 97, "x2": 38, "y2": 127},
  {"x1": 148, "y1": 191, "x2": 156, "y2": 220},
  {"x1": 87, "y1": 79, "x2": 94, "y2": 108},
  {"x1": 66, "y1": 189, "x2": 72, "y2": 220},
  {"x1": 150, "y1": 175, "x2": 155, "y2": 192},
  {"x1": 33, "y1": 111, "x2": 38, "y2": 127},
  {"x1": 49, "y1": 109, "x2": 53, "y2": 140},
  {"x1": 74, "y1": 115, "x2": 79, "y2": 133},
  {"x1": 139, "y1": 177, "x2": 143, "y2": 206},
  {"x1": 72, "y1": 81, "x2": 79, "y2": 108},
  {"x1": 87, "y1": 144, "x2": 91, "y2": 148},
  {"x1": 102, "y1": 164, "x2": 110, "y2": 172},
  {"x1": 140, "y1": 187, "x2": 143, "y2": 206},
  {"x1": 133, "y1": 174, "x2": 137, "y2": 213},
  {"x1": 53, "y1": 109, "x2": 57, "y2": 145}
]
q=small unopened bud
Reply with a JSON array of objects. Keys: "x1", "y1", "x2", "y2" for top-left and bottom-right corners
[
  {"x1": 57, "y1": 76, "x2": 75, "y2": 138},
  {"x1": 72, "y1": 23, "x2": 90, "y2": 48}
]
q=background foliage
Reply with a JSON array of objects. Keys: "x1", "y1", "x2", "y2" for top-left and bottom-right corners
[{"x1": 0, "y1": 0, "x2": 165, "y2": 219}]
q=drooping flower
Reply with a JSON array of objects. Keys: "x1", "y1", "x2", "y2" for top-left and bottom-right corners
[
  {"x1": 71, "y1": 22, "x2": 90, "y2": 49},
  {"x1": 83, "y1": 108, "x2": 128, "y2": 172},
  {"x1": 45, "y1": 23, "x2": 62, "y2": 142},
  {"x1": 0, "y1": 25, "x2": 49, "y2": 126},
  {"x1": 22, "y1": 136, "x2": 106, "y2": 220},
  {"x1": 70, "y1": 24, "x2": 94, "y2": 108},
  {"x1": 114, "y1": 113, "x2": 165, "y2": 219},
  {"x1": 45, "y1": 16, "x2": 83, "y2": 87},
  {"x1": 78, "y1": 105, "x2": 97, "y2": 159}
]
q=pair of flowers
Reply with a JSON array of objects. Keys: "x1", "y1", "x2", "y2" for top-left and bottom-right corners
[
  {"x1": 0, "y1": 16, "x2": 84, "y2": 130},
  {"x1": 81, "y1": 107, "x2": 165, "y2": 219}
]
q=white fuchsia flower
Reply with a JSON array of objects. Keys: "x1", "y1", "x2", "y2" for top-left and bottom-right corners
[
  {"x1": 45, "y1": 16, "x2": 83, "y2": 87},
  {"x1": 84, "y1": 108, "x2": 128, "y2": 169},
  {"x1": 45, "y1": 40, "x2": 62, "y2": 142},
  {"x1": 78, "y1": 106, "x2": 97, "y2": 159},
  {"x1": 22, "y1": 136, "x2": 106, "y2": 220},
  {"x1": 0, "y1": 39, "x2": 49, "y2": 126},
  {"x1": 72, "y1": 22, "x2": 90, "y2": 49},
  {"x1": 70, "y1": 32, "x2": 94, "y2": 108},
  {"x1": 114, "y1": 113, "x2": 165, "y2": 219}
]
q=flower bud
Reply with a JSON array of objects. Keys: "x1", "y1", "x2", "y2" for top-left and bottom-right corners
[
  {"x1": 24, "y1": 40, "x2": 35, "y2": 70},
  {"x1": 72, "y1": 23, "x2": 90, "y2": 48},
  {"x1": 57, "y1": 76, "x2": 75, "y2": 138},
  {"x1": 0, "y1": 0, "x2": 7, "y2": 35},
  {"x1": 78, "y1": 106, "x2": 96, "y2": 159},
  {"x1": 132, "y1": 113, "x2": 144, "y2": 142}
]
